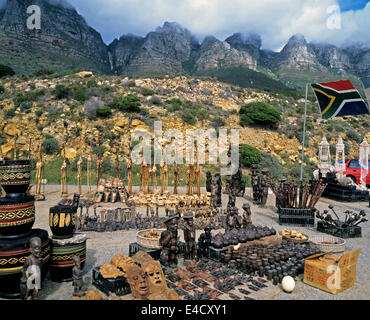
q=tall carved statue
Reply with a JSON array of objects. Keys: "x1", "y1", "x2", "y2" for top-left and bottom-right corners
[
  {"x1": 127, "y1": 157, "x2": 133, "y2": 195},
  {"x1": 140, "y1": 159, "x2": 149, "y2": 194},
  {"x1": 149, "y1": 163, "x2": 157, "y2": 193},
  {"x1": 115, "y1": 153, "x2": 120, "y2": 179},
  {"x1": 260, "y1": 168, "x2": 270, "y2": 206},
  {"x1": 163, "y1": 161, "x2": 168, "y2": 193},
  {"x1": 173, "y1": 163, "x2": 179, "y2": 195},
  {"x1": 35, "y1": 143, "x2": 43, "y2": 196},
  {"x1": 160, "y1": 157, "x2": 165, "y2": 195},
  {"x1": 186, "y1": 163, "x2": 195, "y2": 195},
  {"x1": 87, "y1": 154, "x2": 92, "y2": 194},
  {"x1": 61, "y1": 145, "x2": 68, "y2": 198},
  {"x1": 195, "y1": 164, "x2": 201, "y2": 196},
  {"x1": 186, "y1": 165, "x2": 191, "y2": 195},
  {"x1": 77, "y1": 155, "x2": 83, "y2": 195}
]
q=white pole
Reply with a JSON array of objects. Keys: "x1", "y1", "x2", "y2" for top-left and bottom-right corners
[{"x1": 300, "y1": 83, "x2": 309, "y2": 181}]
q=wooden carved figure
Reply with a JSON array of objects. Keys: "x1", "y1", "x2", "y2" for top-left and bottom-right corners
[
  {"x1": 77, "y1": 155, "x2": 83, "y2": 196},
  {"x1": 173, "y1": 162, "x2": 179, "y2": 195},
  {"x1": 87, "y1": 154, "x2": 92, "y2": 194},
  {"x1": 142, "y1": 261, "x2": 180, "y2": 300},
  {"x1": 35, "y1": 143, "x2": 44, "y2": 196},
  {"x1": 72, "y1": 256, "x2": 85, "y2": 297},
  {"x1": 126, "y1": 265, "x2": 149, "y2": 300},
  {"x1": 127, "y1": 157, "x2": 133, "y2": 195},
  {"x1": 21, "y1": 237, "x2": 42, "y2": 300},
  {"x1": 61, "y1": 145, "x2": 68, "y2": 197}
]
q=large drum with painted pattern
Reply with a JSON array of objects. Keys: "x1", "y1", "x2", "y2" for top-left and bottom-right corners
[
  {"x1": 0, "y1": 229, "x2": 50, "y2": 299},
  {"x1": 0, "y1": 195, "x2": 35, "y2": 236},
  {"x1": 49, "y1": 233, "x2": 87, "y2": 282},
  {"x1": 0, "y1": 160, "x2": 31, "y2": 196}
]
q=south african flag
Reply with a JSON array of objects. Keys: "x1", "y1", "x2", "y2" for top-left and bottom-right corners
[{"x1": 311, "y1": 80, "x2": 370, "y2": 119}]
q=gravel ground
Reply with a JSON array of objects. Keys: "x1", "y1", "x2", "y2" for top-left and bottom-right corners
[{"x1": 1, "y1": 185, "x2": 369, "y2": 300}]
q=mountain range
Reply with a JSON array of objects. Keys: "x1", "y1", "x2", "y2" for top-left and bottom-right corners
[{"x1": 0, "y1": 0, "x2": 369, "y2": 91}]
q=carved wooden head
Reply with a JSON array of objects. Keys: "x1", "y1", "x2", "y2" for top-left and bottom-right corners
[
  {"x1": 141, "y1": 260, "x2": 166, "y2": 294},
  {"x1": 126, "y1": 265, "x2": 149, "y2": 300}
]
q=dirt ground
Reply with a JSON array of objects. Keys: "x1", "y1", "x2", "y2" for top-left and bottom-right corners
[{"x1": 1, "y1": 184, "x2": 369, "y2": 300}]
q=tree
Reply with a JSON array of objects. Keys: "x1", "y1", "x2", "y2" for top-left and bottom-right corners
[
  {"x1": 239, "y1": 102, "x2": 281, "y2": 127},
  {"x1": 96, "y1": 106, "x2": 112, "y2": 118},
  {"x1": 42, "y1": 138, "x2": 60, "y2": 155},
  {"x1": 0, "y1": 64, "x2": 15, "y2": 78},
  {"x1": 241, "y1": 144, "x2": 262, "y2": 167},
  {"x1": 111, "y1": 94, "x2": 141, "y2": 113}
]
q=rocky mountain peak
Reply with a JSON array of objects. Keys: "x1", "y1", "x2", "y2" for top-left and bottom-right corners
[
  {"x1": 225, "y1": 32, "x2": 262, "y2": 49},
  {"x1": 279, "y1": 34, "x2": 324, "y2": 71},
  {"x1": 201, "y1": 35, "x2": 220, "y2": 47},
  {"x1": 282, "y1": 34, "x2": 308, "y2": 52},
  {"x1": 0, "y1": 0, "x2": 110, "y2": 74}
]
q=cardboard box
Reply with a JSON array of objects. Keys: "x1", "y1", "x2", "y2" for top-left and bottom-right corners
[{"x1": 303, "y1": 248, "x2": 362, "y2": 294}]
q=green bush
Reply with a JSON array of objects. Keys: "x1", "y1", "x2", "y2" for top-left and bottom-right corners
[
  {"x1": 20, "y1": 101, "x2": 32, "y2": 113},
  {"x1": 73, "y1": 86, "x2": 87, "y2": 102},
  {"x1": 35, "y1": 110, "x2": 43, "y2": 117},
  {"x1": 167, "y1": 104, "x2": 181, "y2": 112},
  {"x1": 42, "y1": 138, "x2": 60, "y2": 155},
  {"x1": 96, "y1": 106, "x2": 112, "y2": 118},
  {"x1": 141, "y1": 87, "x2": 155, "y2": 96},
  {"x1": 334, "y1": 123, "x2": 345, "y2": 132},
  {"x1": 258, "y1": 152, "x2": 284, "y2": 180},
  {"x1": 298, "y1": 132, "x2": 310, "y2": 147},
  {"x1": 239, "y1": 102, "x2": 281, "y2": 127},
  {"x1": 166, "y1": 98, "x2": 182, "y2": 106},
  {"x1": 0, "y1": 85, "x2": 4, "y2": 94},
  {"x1": 346, "y1": 128, "x2": 362, "y2": 143},
  {"x1": 33, "y1": 69, "x2": 54, "y2": 77},
  {"x1": 0, "y1": 64, "x2": 15, "y2": 78},
  {"x1": 0, "y1": 135, "x2": 7, "y2": 145},
  {"x1": 4, "y1": 107, "x2": 17, "y2": 119},
  {"x1": 53, "y1": 84, "x2": 70, "y2": 99},
  {"x1": 111, "y1": 94, "x2": 141, "y2": 113},
  {"x1": 14, "y1": 89, "x2": 46, "y2": 106},
  {"x1": 86, "y1": 79, "x2": 98, "y2": 88},
  {"x1": 241, "y1": 144, "x2": 262, "y2": 168},
  {"x1": 212, "y1": 116, "x2": 226, "y2": 127},
  {"x1": 102, "y1": 158, "x2": 113, "y2": 174},
  {"x1": 181, "y1": 109, "x2": 197, "y2": 125}
]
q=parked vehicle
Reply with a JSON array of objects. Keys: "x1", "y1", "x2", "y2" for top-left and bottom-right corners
[{"x1": 342, "y1": 159, "x2": 370, "y2": 185}]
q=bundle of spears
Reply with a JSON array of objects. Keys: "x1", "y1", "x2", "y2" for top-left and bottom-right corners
[
  {"x1": 316, "y1": 205, "x2": 367, "y2": 228},
  {"x1": 269, "y1": 177, "x2": 327, "y2": 209}
]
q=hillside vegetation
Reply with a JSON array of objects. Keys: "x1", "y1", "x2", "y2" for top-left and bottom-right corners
[{"x1": 1, "y1": 71, "x2": 369, "y2": 186}]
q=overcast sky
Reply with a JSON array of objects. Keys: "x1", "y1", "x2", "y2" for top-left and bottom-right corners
[{"x1": 1, "y1": 0, "x2": 369, "y2": 50}]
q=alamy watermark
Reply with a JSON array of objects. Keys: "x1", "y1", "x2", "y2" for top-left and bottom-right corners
[
  {"x1": 26, "y1": 5, "x2": 41, "y2": 30},
  {"x1": 131, "y1": 121, "x2": 240, "y2": 176},
  {"x1": 326, "y1": 5, "x2": 341, "y2": 30}
]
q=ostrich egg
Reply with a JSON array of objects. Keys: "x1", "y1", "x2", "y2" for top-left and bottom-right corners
[{"x1": 282, "y1": 276, "x2": 295, "y2": 293}]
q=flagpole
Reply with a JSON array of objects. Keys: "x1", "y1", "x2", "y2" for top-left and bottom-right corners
[{"x1": 300, "y1": 83, "x2": 309, "y2": 181}]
